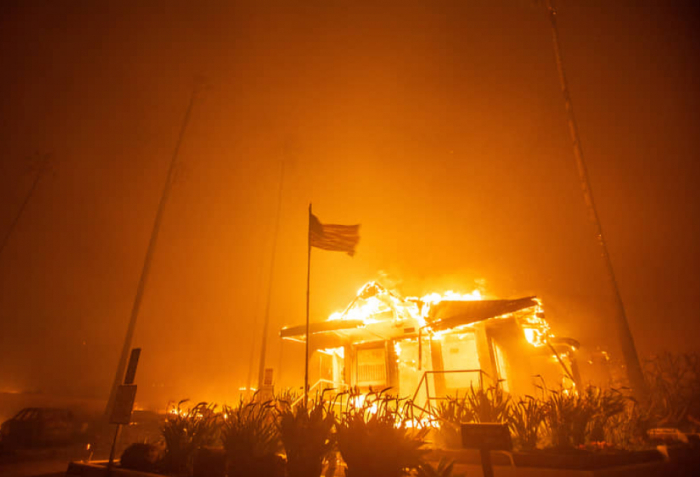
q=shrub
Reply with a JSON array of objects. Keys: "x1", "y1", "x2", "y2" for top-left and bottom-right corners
[
  {"x1": 418, "y1": 457, "x2": 462, "y2": 477},
  {"x1": 433, "y1": 385, "x2": 510, "y2": 449},
  {"x1": 161, "y1": 400, "x2": 221, "y2": 474},
  {"x1": 644, "y1": 352, "x2": 700, "y2": 430},
  {"x1": 584, "y1": 387, "x2": 627, "y2": 443},
  {"x1": 120, "y1": 442, "x2": 163, "y2": 473},
  {"x1": 336, "y1": 390, "x2": 429, "y2": 477},
  {"x1": 508, "y1": 396, "x2": 546, "y2": 450},
  {"x1": 222, "y1": 399, "x2": 283, "y2": 477},
  {"x1": 434, "y1": 394, "x2": 474, "y2": 449},
  {"x1": 464, "y1": 385, "x2": 510, "y2": 424},
  {"x1": 544, "y1": 388, "x2": 595, "y2": 449},
  {"x1": 605, "y1": 401, "x2": 655, "y2": 450},
  {"x1": 278, "y1": 399, "x2": 335, "y2": 477}
]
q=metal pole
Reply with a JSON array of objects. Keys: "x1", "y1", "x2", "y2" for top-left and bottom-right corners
[
  {"x1": 304, "y1": 203, "x2": 312, "y2": 405},
  {"x1": 104, "y1": 86, "x2": 199, "y2": 418},
  {"x1": 0, "y1": 155, "x2": 50, "y2": 259},
  {"x1": 480, "y1": 449, "x2": 494, "y2": 477},
  {"x1": 106, "y1": 425, "x2": 122, "y2": 475},
  {"x1": 545, "y1": 0, "x2": 646, "y2": 397},
  {"x1": 257, "y1": 161, "x2": 286, "y2": 389}
]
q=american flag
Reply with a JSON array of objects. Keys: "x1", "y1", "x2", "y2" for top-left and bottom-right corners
[{"x1": 309, "y1": 213, "x2": 360, "y2": 256}]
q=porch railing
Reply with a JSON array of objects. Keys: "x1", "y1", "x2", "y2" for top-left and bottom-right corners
[
  {"x1": 411, "y1": 369, "x2": 490, "y2": 411},
  {"x1": 292, "y1": 379, "x2": 349, "y2": 408}
]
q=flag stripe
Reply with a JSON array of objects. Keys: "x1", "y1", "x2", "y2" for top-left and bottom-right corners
[{"x1": 309, "y1": 213, "x2": 360, "y2": 256}]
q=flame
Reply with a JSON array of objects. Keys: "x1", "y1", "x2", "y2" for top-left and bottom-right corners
[
  {"x1": 420, "y1": 289, "x2": 482, "y2": 304},
  {"x1": 168, "y1": 408, "x2": 188, "y2": 417},
  {"x1": 326, "y1": 281, "x2": 483, "y2": 329},
  {"x1": 324, "y1": 281, "x2": 554, "y2": 350},
  {"x1": 519, "y1": 300, "x2": 551, "y2": 347}
]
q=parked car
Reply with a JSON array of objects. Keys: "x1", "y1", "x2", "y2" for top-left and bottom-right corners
[{"x1": 0, "y1": 407, "x2": 85, "y2": 447}]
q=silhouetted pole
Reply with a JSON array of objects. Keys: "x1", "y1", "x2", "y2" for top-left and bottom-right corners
[
  {"x1": 104, "y1": 86, "x2": 199, "y2": 417},
  {"x1": 257, "y1": 161, "x2": 285, "y2": 390},
  {"x1": 545, "y1": 0, "x2": 646, "y2": 397},
  {"x1": 0, "y1": 155, "x2": 50, "y2": 259},
  {"x1": 304, "y1": 203, "x2": 312, "y2": 405},
  {"x1": 245, "y1": 289, "x2": 261, "y2": 395}
]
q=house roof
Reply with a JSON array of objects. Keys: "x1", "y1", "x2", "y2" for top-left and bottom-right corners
[
  {"x1": 280, "y1": 289, "x2": 540, "y2": 346},
  {"x1": 427, "y1": 296, "x2": 539, "y2": 331}
]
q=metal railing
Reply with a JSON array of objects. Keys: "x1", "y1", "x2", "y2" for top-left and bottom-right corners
[
  {"x1": 411, "y1": 369, "x2": 490, "y2": 411},
  {"x1": 292, "y1": 379, "x2": 349, "y2": 408}
]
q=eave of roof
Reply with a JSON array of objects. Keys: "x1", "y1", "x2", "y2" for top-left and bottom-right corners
[{"x1": 427, "y1": 296, "x2": 539, "y2": 332}]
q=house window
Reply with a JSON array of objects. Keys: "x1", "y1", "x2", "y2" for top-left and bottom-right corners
[{"x1": 356, "y1": 347, "x2": 387, "y2": 388}]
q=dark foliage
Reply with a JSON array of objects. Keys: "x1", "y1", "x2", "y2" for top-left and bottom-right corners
[
  {"x1": 120, "y1": 442, "x2": 163, "y2": 473},
  {"x1": 222, "y1": 399, "x2": 283, "y2": 477},
  {"x1": 278, "y1": 400, "x2": 335, "y2": 477},
  {"x1": 336, "y1": 389, "x2": 429, "y2": 477}
]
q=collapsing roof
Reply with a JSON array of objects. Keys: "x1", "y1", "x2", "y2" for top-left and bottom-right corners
[
  {"x1": 428, "y1": 296, "x2": 540, "y2": 331},
  {"x1": 280, "y1": 282, "x2": 553, "y2": 348}
]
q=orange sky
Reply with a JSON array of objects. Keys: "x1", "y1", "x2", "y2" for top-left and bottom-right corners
[{"x1": 0, "y1": 0, "x2": 698, "y2": 407}]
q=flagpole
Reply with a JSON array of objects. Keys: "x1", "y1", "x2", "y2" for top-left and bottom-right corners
[{"x1": 304, "y1": 203, "x2": 312, "y2": 406}]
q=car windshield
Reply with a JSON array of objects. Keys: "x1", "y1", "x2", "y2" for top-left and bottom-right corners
[{"x1": 14, "y1": 408, "x2": 40, "y2": 420}]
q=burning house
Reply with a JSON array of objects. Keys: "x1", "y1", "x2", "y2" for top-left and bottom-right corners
[{"x1": 280, "y1": 282, "x2": 580, "y2": 405}]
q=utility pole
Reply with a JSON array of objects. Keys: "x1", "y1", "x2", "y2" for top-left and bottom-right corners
[
  {"x1": 545, "y1": 0, "x2": 646, "y2": 397},
  {"x1": 104, "y1": 86, "x2": 199, "y2": 417},
  {"x1": 0, "y1": 154, "x2": 50, "y2": 259},
  {"x1": 257, "y1": 161, "x2": 285, "y2": 390}
]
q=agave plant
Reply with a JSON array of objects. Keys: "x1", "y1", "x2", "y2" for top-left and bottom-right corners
[
  {"x1": 336, "y1": 390, "x2": 429, "y2": 477},
  {"x1": 464, "y1": 384, "x2": 511, "y2": 424},
  {"x1": 161, "y1": 400, "x2": 221, "y2": 474},
  {"x1": 278, "y1": 399, "x2": 335, "y2": 477},
  {"x1": 275, "y1": 388, "x2": 302, "y2": 409},
  {"x1": 544, "y1": 388, "x2": 595, "y2": 449},
  {"x1": 222, "y1": 399, "x2": 283, "y2": 477},
  {"x1": 508, "y1": 396, "x2": 546, "y2": 450},
  {"x1": 434, "y1": 394, "x2": 474, "y2": 449},
  {"x1": 417, "y1": 457, "x2": 463, "y2": 477},
  {"x1": 584, "y1": 386, "x2": 627, "y2": 442}
]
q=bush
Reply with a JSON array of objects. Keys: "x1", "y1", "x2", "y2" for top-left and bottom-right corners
[
  {"x1": 434, "y1": 395, "x2": 473, "y2": 449},
  {"x1": 120, "y1": 442, "x2": 163, "y2": 473},
  {"x1": 161, "y1": 400, "x2": 221, "y2": 474},
  {"x1": 435, "y1": 385, "x2": 510, "y2": 449},
  {"x1": 509, "y1": 396, "x2": 546, "y2": 450},
  {"x1": 222, "y1": 399, "x2": 283, "y2": 477},
  {"x1": 278, "y1": 399, "x2": 335, "y2": 477},
  {"x1": 583, "y1": 387, "x2": 627, "y2": 443},
  {"x1": 336, "y1": 389, "x2": 428, "y2": 477},
  {"x1": 644, "y1": 352, "x2": 700, "y2": 430},
  {"x1": 418, "y1": 457, "x2": 462, "y2": 477}
]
